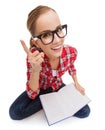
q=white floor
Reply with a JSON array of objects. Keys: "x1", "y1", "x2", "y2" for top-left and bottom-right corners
[{"x1": 0, "y1": 0, "x2": 105, "y2": 129}]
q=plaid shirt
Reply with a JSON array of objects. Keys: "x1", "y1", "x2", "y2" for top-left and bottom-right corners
[{"x1": 26, "y1": 45, "x2": 77, "y2": 99}]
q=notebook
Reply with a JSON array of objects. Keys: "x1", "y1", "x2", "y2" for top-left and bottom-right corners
[{"x1": 40, "y1": 83, "x2": 91, "y2": 126}]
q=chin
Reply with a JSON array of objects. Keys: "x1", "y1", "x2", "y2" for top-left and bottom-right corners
[{"x1": 52, "y1": 48, "x2": 63, "y2": 58}]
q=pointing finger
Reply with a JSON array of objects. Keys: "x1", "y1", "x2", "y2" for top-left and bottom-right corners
[{"x1": 20, "y1": 40, "x2": 30, "y2": 55}]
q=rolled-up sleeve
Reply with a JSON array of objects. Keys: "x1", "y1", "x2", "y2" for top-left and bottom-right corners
[
  {"x1": 68, "y1": 47, "x2": 77, "y2": 75},
  {"x1": 26, "y1": 82, "x2": 40, "y2": 99}
]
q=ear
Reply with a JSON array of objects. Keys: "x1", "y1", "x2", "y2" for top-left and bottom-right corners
[{"x1": 31, "y1": 39, "x2": 40, "y2": 48}]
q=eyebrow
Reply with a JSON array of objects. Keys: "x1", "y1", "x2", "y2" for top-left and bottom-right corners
[{"x1": 38, "y1": 24, "x2": 62, "y2": 35}]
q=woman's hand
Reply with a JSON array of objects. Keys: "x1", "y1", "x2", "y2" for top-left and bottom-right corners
[
  {"x1": 20, "y1": 40, "x2": 44, "y2": 72},
  {"x1": 75, "y1": 82, "x2": 85, "y2": 95}
]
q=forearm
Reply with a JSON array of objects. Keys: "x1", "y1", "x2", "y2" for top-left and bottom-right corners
[
  {"x1": 71, "y1": 74, "x2": 85, "y2": 95},
  {"x1": 28, "y1": 69, "x2": 40, "y2": 91},
  {"x1": 71, "y1": 74, "x2": 78, "y2": 84}
]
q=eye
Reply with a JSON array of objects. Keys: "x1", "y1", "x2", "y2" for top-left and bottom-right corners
[
  {"x1": 41, "y1": 32, "x2": 52, "y2": 39},
  {"x1": 57, "y1": 26, "x2": 63, "y2": 32}
]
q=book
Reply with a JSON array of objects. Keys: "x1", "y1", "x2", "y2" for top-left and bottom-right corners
[{"x1": 40, "y1": 83, "x2": 91, "y2": 126}]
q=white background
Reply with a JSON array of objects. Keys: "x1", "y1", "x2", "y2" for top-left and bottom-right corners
[{"x1": 0, "y1": 0, "x2": 105, "y2": 129}]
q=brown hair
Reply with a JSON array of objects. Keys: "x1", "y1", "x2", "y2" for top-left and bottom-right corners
[{"x1": 27, "y1": 5, "x2": 56, "y2": 48}]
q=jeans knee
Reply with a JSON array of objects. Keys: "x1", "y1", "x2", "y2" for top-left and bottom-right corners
[
  {"x1": 84, "y1": 105, "x2": 91, "y2": 117},
  {"x1": 74, "y1": 105, "x2": 91, "y2": 118},
  {"x1": 9, "y1": 105, "x2": 23, "y2": 120}
]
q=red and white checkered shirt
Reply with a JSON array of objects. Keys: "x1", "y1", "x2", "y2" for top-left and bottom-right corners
[{"x1": 26, "y1": 45, "x2": 77, "y2": 99}]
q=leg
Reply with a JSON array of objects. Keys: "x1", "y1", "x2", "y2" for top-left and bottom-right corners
[
  {"x1": 74, "y1": 105, "x2": 90, "y2": 118},
  {"x1": 9, "y1": 91, "x2": 42, "y2": 120},
  {"x1": 9, "y1": 88, "x2": 52, "y2": 120}
]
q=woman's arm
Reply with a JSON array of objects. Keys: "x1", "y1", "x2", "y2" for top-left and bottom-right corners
[
  {"x1": 20, "y1": 40, "x2": 44, "y2": 99},
  {"x1": 71, "y1": 74, "x2": 85, "y2": 95},
  {"x1": 28, "y1": 69, "x2": 40, "y2": 91}
]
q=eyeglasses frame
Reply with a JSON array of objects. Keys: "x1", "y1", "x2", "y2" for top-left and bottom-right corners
[{"x1": 33, "y1": 24, "x2": 67, "y2": 45}]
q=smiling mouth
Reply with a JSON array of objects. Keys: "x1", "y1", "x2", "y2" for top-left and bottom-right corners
[{"x1": 51, "y1": 45, "x2": 62, "y2": 50}]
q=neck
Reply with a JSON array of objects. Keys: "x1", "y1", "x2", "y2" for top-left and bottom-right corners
[
  {"x1": 49, "y1": 57, "x2": 60, "y2": 70},
  {"x1": 49, "y1": 56, "x2": 59, "y2": 62}
]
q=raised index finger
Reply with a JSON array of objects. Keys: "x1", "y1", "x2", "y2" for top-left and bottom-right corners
[{"x1": 20, "y1": 40, "x2": 30, "y2": 55}]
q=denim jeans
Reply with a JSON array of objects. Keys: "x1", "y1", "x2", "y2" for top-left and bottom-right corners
[{"x1": 9, "y1": 83, "x2": 90, "y2": 120}]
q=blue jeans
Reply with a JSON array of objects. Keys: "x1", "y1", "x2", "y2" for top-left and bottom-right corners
[{"x1": 9, "y1": 84, "x2": 90, "y2": 120}]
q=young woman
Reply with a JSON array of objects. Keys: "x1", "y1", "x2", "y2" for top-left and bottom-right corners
[{"x1": 9, "y1": 5, "x2": 90, "y2": 120}]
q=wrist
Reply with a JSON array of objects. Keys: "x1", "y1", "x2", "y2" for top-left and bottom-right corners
[
  {"x1": 31, "y1": 69, "x2": 40, "y2": 75},
  {"x1": 32, "y1": 66, "x2": 42, "y2": 73}
]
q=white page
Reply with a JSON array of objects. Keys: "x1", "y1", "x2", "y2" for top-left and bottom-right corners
[
  {"x1": 40, "y1": 83, "x2": 91, "y2": 125},
  {"x1": 57, "y1": 83, "x2": 90, "y2": 115}
]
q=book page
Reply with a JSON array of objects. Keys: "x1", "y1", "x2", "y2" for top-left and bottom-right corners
[
  {"x1": 57, "y1": 83, "x2": 90, "y2": 115},
  {"x1": 40, "y1": 83, "x2": 91, "y2": 125},
  {"x1": 40, "y1": 92, "x2": 67, "y2": 125}
]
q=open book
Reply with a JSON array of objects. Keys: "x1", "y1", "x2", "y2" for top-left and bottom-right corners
[{"x1": 40, "y1": 83, "x2": 91, "y2": 126}]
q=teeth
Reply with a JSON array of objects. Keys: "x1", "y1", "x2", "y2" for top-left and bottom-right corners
[{"x1": 52, "y1": 45, "x2": 61, "y2": 50}]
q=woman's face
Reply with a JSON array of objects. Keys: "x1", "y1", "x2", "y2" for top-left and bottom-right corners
[{"x1": 34, "y1": 10, "x2": 65, "y2": 60}]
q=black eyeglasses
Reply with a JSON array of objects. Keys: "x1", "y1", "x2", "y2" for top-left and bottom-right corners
[{"x1": 33, "y1": 24, "x2": 67, "y2": 45}]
